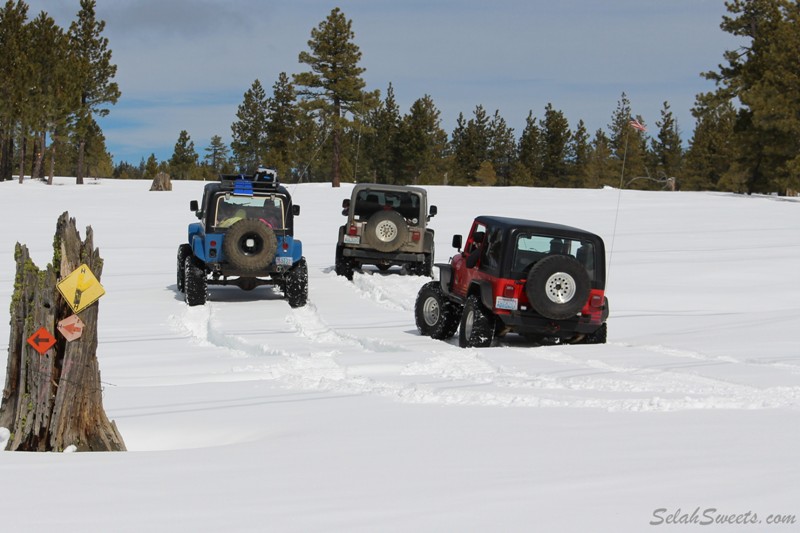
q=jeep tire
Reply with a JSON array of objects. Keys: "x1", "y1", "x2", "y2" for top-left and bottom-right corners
[
  {"x1": 365, "y1": 210, "x2": 408, "y2": 253},
  {"x1": 335, "y1": 244, "x2": 355, "y2": 280},
  {"x1": 526, "y1": 255, "x2": 590, "y2": 320},
  {"x1": 223, "y1": 218, "x2": 277, "y2": 272},
  {"x1": 459, "y1": 294, "x2": 496, "y2": 348},
  {"x1": 415, "y1": 281, "x2": 460, "y2": 339},
  {"x1": 284, "y1": 258, "x2": 308, "y2": 308},
  {"x1": 177, "y1": 243, "x2": 192, "y2": 292},
  {"x1": 184, "y1": 256, "x2": 207, "y2": 306}
]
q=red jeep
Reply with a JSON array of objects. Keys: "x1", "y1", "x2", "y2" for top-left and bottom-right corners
[{"x1": 415, "y1": 216, "x2": 609, "y2": 347}]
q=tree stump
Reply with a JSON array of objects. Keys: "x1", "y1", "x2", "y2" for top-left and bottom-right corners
[
  {"x1": 149, "y1": 171, "x2": 172, "y2": 191},
  {"x1": 0, "y1": 212, "x2": 125, "y2": 451}
]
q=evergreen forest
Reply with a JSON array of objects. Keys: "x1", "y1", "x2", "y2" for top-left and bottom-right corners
[{"x1": 2, "y1": 1, "x2": 799, "y2": 194}]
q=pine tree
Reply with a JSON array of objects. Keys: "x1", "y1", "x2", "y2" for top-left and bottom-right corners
[
  {"x1": 363, "y1": 83, "x2": 401, "y2": 183},
  {"x1": 28, "y1": 11, "x2": 74, "y2": 184},
  {"x1": 0, "y1": 1, "x2": 30, "y2": 182},
  {"x1": 169, "y1": 130, "x2": 198, "y2": 180},
  {"x1": 265, "y1": 72, "x2": 298, "y2": 181},
  {"x1": 68, "y1": 0, "x2": 119, "y2": 184},
  {"x1": 395, "y1": 94, "x2": 448, "y2": 185},
  {"x1": 704, "y1": 0, "x2": 800, "y2": 194},
  {"x1": 487, "y1": 110, "x2": 516, "y2": 186},
  {"x1": 144, "y1": 153, "x2": 158, "y2": 178},
  {"x1": 517, "y1": 111, "x2": 543, "y2": 186},
  {"x1": 568, "y1": 119, "x2": 590, "y2": 187},
  {"x1": 294, "y1": 7, "x2": 378, "y2": 187},
  {"x1": 683, "y1": 92, "x2": 738, "y2": 190},
  {"x1": 584, "y1": 129, "x2": 615, "y2": 188},
  {"x1": 539, "y1": 103, "x2": 571, "y2": 187},
  {"x1": 609, "y1": 93, "x2": 649, "y2": 189},
  {"x1": 651, "y1": 101, "x2": 683, "y2": 186},
  {"x1": 450, "y1": 105, "x2": 490, "y2": 184},
  {"x1": 230, "y1": 79, "x2": 268, "y2": 172},
  {"x1": 203, "y1": 135, "x2": 229, "y2": 174}
]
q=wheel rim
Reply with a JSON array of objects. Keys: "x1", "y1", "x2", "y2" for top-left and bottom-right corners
[
  {"x1": 375, "y1": 220, "x2": 398, "y2": 242},
  {"x1": 463, "y1": 308, "x2": 474, "y2": 339},
  {"x1": 422, "y1": 296, "x2": 440, "y2": 326},
  {"x1": 544, "y1": 272, "x2": 576, "y2": 303}
]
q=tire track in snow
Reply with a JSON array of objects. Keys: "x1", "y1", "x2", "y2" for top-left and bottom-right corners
[{"x1": 170, "y1": 283, "x2": 800, "y2": 411}]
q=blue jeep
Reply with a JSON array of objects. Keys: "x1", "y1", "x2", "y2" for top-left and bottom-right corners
[{"x1": 177, "y1": 168, "x2": 308, "y2": 307}]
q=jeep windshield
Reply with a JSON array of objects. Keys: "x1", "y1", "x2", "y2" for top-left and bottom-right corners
[
  {"x1": 512, "y1": 233, "x2": 597, "y2": 280},
  {"x1": 353, "y1": 190, "x2": 420, "y2": 223},
  {"x1": 214, "y1": 194, "x2": 285, "y2": 229}
]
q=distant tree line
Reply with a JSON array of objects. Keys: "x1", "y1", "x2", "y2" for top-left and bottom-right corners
[
  {"x1": 0, "y1": 0, "x2": 119, "y2": 184},
  {"x1": 4, "y1": 1, "x2": 798, "y2": 194}
]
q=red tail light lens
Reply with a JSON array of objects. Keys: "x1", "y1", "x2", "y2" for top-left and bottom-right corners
[
  {"x1": 348, "y1": 225, "x2": 358, "y2": 236},
  {"x1": 503, "y1": 284, "x2": 515, "y2": 298}
]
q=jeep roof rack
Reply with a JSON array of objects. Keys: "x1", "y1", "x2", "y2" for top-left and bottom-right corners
[{"x1": 219, "y1": 167, "x2": 280, "y2": 193}]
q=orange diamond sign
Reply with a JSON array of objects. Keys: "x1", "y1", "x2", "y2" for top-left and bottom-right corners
[{"x1": 27, "y1": 327, "x2": 56, "y2": 355}]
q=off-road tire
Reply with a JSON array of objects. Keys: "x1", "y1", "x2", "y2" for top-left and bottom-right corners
[
  {"x1": 458, "y1": 294, "x2": 496, "y2": 348},
  {"x1": 576, "y1": 323, "x2": 607, "y2": 345},
  {"x1": 223, "y1": 218, "x2": 277, "y2": 272},
  {"x1": 526, "y1": 255, "x2": 590, "y2": 320},
  {"x1": 335, "y1": 244, "x2": 355, "y2": 280},
  {"x1": 184, "y1": 256, "x2": 207, "y2": 306},
  {"x1": 177, "y1": 243, "x2": 192, "y2": 292},
  {"x1": 415, "y1": 281, "x2": 460, "y2": 339},
  {"x1": 284, "y1": 258, "x2": 308, "y2": 308},
  {"x1": 413, "y1": 251, "x2": 433, "y2": 277},
  {"x1": 364, "y1": 210, "x2": 408, "y2": 253}
]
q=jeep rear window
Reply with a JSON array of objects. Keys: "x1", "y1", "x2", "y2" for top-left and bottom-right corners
[
  {"x1": 354, "y1": 190, "x2": 420, "y2": 222},
  {"x1": 214, "y1": 195, "x2": 285, "y2": 229},
  {"x1": 513, "y1": 234, "x2": 596, "y2": 279}
]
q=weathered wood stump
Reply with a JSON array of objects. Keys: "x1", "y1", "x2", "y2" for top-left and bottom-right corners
[
  {"x1": 0, "y1": 212, "x2": 125, "y2": 451},
  {"x1": 149, "y1": 171, "x2": 172, "y2": 191}
]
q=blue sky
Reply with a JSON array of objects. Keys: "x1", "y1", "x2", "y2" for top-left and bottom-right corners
[{"x1": 25, "y1": 0, "x2": 740, "y2": 165}]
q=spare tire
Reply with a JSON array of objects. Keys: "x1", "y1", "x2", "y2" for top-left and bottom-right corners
[
  {"x1": 526, "y1": 254, "x2": 590, "y2": 320},
  {"x1": 223, "y1": 218, "x2": 277, "y2": 272},
  {"x1": 365, "y1": 210, "x2": 408, "y2": 252}
]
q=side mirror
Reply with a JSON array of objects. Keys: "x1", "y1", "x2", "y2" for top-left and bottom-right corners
[
  {"x1": 452, "y1": 234, "x2": 462, "y2": 251},
  {"x1": 292, "y1": 205, "x2": 300, "y2": 216},
  {"x1": 341, "y1": 198, "x2": 350, "y2": 215},
  {"x1": 190, "y1": 200, "x2": 198, "y2": 211},
  {"x1": 428, "y1": 205, "x2": 437, "y2": 219}
]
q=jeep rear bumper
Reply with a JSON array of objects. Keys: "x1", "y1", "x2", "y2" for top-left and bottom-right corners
[
  {"x1": 342, "y1": 247, "x2": 427, "y2": 264},
  {"x1": 496, "y1": 306, "x2": 607, "y2": 338}
]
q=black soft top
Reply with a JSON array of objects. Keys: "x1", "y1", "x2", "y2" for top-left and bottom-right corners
[{"x1": 476, "y1": 215, "x2": 604, "y2": 244}]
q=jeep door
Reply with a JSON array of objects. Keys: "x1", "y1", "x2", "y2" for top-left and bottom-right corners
[{"x1": 451, "y1": 221, "x2": 497, "y2": 299}]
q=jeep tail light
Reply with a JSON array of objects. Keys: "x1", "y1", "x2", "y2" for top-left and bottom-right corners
[
  {"x1": 282, "y1": 241, "x2": 289, "y2": 251},
  {"x1": 581, "y1": 289, "x2": 605, "y2": 323},
  {"x1": 210, "y1": 240, "x2": 217, "y2": 247},
  {"x1": 348, "y1": 225, "x2": 358, "y2": 236},
  {"x1": 503, "y1": 284, "x2": 515, "y2": 298},
  {"x1": 411, "y1": 231, "x2": 421, "y2": 242}
]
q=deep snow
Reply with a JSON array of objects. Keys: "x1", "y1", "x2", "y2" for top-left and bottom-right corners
[{"x1": 1, "y1": 177, "x2": 799, "y2": 532}]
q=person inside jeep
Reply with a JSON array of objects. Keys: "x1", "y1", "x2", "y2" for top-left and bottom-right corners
[{"x1": 218, "y1": 208, "x2": 247, "y2": 228}]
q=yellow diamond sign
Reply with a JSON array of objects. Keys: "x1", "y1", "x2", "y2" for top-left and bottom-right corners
[{"x1": 57, "y1": 264, "x2": 106, "y2": 314}]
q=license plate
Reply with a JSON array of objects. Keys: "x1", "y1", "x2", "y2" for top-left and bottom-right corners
[
  {"x1": 495, "y1": 297, "x2": 518, "y2": 311},
  {"x1": 275, "y1": 256, "x2": 293, "y2": 266},
  {"x1": 343, "y1": 235, "x2": 360, "y2": 244}
]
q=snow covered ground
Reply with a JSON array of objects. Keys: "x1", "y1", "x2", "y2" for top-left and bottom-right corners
[{"x1": 1, "y1": 177, "x2": 799, "y2": 532}]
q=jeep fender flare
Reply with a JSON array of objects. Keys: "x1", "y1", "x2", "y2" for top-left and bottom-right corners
[
  {"x1": 423, "y1": 230, "x2": 435, "y2": 253},
  {"x1": 437, "y1": 264, "x2": 453, "y2": 296},
  {"x1": 468, "y1": 280, "x2": 495, "y2": 311}
]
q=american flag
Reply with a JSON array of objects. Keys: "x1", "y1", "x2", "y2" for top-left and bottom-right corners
[{"x1": 629, "y1": 117, "x2": 647, "y2": 132}]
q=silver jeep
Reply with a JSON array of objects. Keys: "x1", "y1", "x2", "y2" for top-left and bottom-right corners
[{"x1": 335, "y1": 183, "x2": 437, "y2": 279}]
